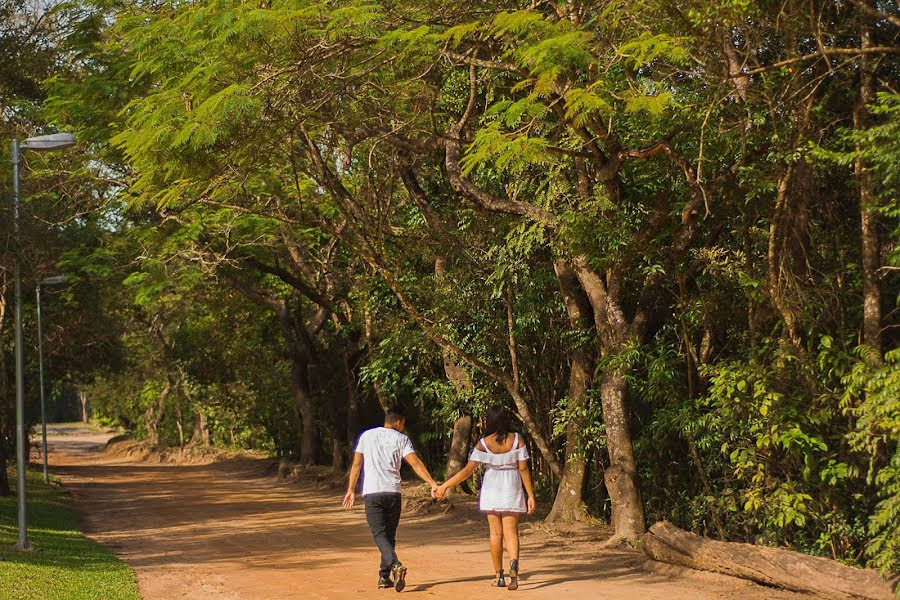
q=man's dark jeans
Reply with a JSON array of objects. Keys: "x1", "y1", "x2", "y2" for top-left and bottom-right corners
[{"x1": 364, "y1": 492, "x2": 402, "y2": 578}]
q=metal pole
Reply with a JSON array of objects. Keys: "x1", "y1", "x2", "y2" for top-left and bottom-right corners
[
  {"x1": 37, "y1": 284, "x2": 49, "y2": 484},
  {"x1": 12, "y1": 139, "x2": 30, "y2": 550}
]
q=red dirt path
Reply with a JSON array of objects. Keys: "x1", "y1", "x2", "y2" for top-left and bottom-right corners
[{"x1": 44, "y1": 424, "x2": 807, "y2": 600}]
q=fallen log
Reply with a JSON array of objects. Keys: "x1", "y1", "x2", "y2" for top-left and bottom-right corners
[{"x1": 643, "y1": 521, "x2": 896, "y2": 600}]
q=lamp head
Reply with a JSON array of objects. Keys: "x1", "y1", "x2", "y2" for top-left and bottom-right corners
[
  {"x1": 22, "y1": 133, "x2": 76, "y2": 152},
  {"x1": 39, "y1": 275, "x2": 69, "y2": 286}
]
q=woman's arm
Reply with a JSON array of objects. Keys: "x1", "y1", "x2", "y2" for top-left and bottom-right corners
[
  {"x1": 518, "y1": 439, "x2": 536, "y2": 514},
  {"x1": 434, "y1": 460, "x2": 479, "y2": 499},
  {"x1": 439, "y1": 460, "x2": 478, "y2": 492}
]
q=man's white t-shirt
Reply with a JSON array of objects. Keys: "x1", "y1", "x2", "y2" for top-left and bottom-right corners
[{"x1": 355, "y1": 427, "x2": 415, "y2": 496}]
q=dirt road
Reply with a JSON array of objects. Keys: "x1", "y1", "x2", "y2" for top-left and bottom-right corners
[{"x1": 44, "y1": 424, "x2": 804, "y2": 599}]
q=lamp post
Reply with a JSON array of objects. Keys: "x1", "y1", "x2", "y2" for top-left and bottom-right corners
[
  {"x1": 10, "y1": 133, "x2": 76, "y2": 551},
  {"x1": 37, "y1": 275, "x2": 68, "y2": 484}
]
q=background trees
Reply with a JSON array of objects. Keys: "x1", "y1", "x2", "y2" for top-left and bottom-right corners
[{"x1": 2, "y1": 0, "x2": 894, "y2": 573}]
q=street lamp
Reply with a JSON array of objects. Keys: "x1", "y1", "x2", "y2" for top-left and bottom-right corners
[
  {"x1": 10, "y1": 132, "x2": 76, "y2": 551},
  {"x1": 37, "y1": 275, "x2": 69, "y2": 484}
]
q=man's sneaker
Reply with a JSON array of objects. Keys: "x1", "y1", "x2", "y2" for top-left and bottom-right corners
[
  {"x1": 391, "y1": 563, "x2": 407, "y2": 592},
  {"x1": 492, "y1": 570, "x2": 507, "y2": 587},
  {"x1": 377, "y1": 576, "x2": 394, "y2": 589}
]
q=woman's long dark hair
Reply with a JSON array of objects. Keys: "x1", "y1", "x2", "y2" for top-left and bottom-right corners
[{"x1": 484, "y1": 405, "x2": 512, "y2": 444}]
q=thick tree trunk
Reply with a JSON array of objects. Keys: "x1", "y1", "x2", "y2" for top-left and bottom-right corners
[
  {"x1": 190, "y1": 410, "x2": 210, "y2": 446},
  {"x1": 855, "y1": 8, "x2": 882, "y2": 355},
  {"x1": 572, "y1": 258, "x2": 645, "y2": 542},
  {"x1": 768, "y1": 164, "x2": 808, "y2": 357},
  {"x1": 290, "y1": 352, "x2": 318, "y2": 464},
  {"x1": 643, "y1": 521, "x2": 895, "y2": 600},
  {"x1": 547, "y1": 430, "x2": 588, "y2": 523},
  {"x1": 441, "y1": 360, "x2": 474, "y2": 483},
  {"x1": 441, "y1": 363, "x2": 474, "y2": 486},
  {"x1": 144, "y1": 382, "x2": 168, "y2": 447},
  {"x1": 547, "y1": 259, "x2": 594, "y2": 523},
  {"x1": 445, "y1": 414, "x2": 473, "y2": 479},
  {"x1": 600, "y1": 370, "x2": 645, "y2": 542}
]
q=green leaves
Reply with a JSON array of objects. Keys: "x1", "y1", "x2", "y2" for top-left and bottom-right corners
[
  {"x1": 563, "y1": 86, "x2": 613, "y2": 127},
  {"x1": 461, "y1": 122, "x2": 552, "y2": 176},
  {"x1": 619, "y1": 33, "x2": 692, "y2": 68},
  {"x1": 173, "y1": 84, "x2": 260, "y2": 150},
  {"x1": 842, "y1": 348, "x2": 900, "y2": 572},
  {"x1": 624, "y1": 91, "x2": 675, "y2": 117}
]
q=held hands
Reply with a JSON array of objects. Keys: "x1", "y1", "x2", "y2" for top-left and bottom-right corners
[
  {"x1": 431, "y1": 483, "x2": 447, "y2": 500},
  {"x1": 342, "y1": 490, "x2": 355, "y2": 510}
]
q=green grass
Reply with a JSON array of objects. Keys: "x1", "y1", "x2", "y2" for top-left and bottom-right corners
[{"x1": 0, "y1": 467, "x2": 141, "y2": 600}]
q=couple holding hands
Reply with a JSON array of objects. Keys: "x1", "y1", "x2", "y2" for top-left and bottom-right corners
[{"x1": 343, "y1": 405, "x2": 536, "y2": 592}]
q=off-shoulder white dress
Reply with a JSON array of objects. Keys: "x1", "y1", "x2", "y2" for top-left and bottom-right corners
[{"x1": 469, "y1": 433, "x2": 530, "y2": 513}]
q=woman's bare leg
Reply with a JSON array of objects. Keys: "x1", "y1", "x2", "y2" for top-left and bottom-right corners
[
  {"x1": 502, "y1": 513, "x2": 521, "y2": 590},
  {"x1": 501, "y1": 513, "x2": 520, "y2": 560},
  {"x1": 487, "y1": 513, "x2": 504, "y2": 573}
]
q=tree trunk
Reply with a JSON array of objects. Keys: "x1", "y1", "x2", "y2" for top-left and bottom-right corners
[
  {"x1": 571, "y1": 258, "x2": 645, "y2": 543},
  {"x1": 80, "y1": 390, "x2": 89, "y2": 423},
  {"x1": 0, "y1": 453, "x2": 9, "y2": 496},
  {"x1": 332, "y1": 433, "x2": 346, "y2": 471},
  {"x1": 363, "y1": 304, "x2": 391, "y2": 412},
  {"x1": 855, "y1": 6, "x2": 882, "y2": 355},
  {"x1": 768, "y1": 163, "x2": 807, "y2": 357},
  {"x1": 174, "y1": 395, "x2": 185, "y2": 449},
  {"x1": 144, "y1": 382, "x2": 168, "y2": 447},
  {"x1": 0, "y1": 298, "x2": 11, "y2": 495},
  {"x1": 445, "y1": 414, "x2": 473, "y2": 479},
  {"x1": 600, "y1": 370, "x2": 645, "y2": 542},
  {"x1": 547, "y1": 259, "x2": 595, "y2": 523},
  {"x1": 290, "y1": 351, "x2": 318, "y2": 464},
  {"x1": 190, "y1": 409, "x2": 210, "y2": 446},
  {"x1": 344, "y1": 337, "x2": 362, "y2": 449},
  {"x1": 436, "y1": 256, "x2": 475, "y2": 485},
  {"x1": 643, "y1": 521, "x2": 895, "y2": 600}
]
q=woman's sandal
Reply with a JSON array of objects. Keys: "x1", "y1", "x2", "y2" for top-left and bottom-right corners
[
  {"x1": 507, "y1": 559, "x2": 519, "y2": 591},
  {"x1": 492, "y1": 570, "x2": 507, "y2": 587}
]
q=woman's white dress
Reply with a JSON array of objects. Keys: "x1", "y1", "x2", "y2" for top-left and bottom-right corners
[{"x1": 469, "y1": 433, "x2": 530, "y2": 513}]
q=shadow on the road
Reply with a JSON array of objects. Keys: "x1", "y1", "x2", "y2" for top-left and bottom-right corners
[
  {"x1": 407, "y1": 547, "x2": 653, "y2": 593},
  {"x1": 46, "y1": 427, "x2": 789, "y2": 598},
  {"x1": 51, "y1": 456, "x2": 483, "y2": 573}
]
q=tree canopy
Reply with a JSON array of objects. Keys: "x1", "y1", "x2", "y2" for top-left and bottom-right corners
[{"x1": 1, "y1": 0, "x2": 897, "y2": 575}]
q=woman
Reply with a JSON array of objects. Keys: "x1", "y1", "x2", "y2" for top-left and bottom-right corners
[{"x1": 434, "y1": 405, "x2": 536, "y2": 590}]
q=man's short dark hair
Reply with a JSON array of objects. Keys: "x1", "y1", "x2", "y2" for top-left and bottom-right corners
[{"x1": 384, "y1": 405, "x2": 405, "y2": 424}]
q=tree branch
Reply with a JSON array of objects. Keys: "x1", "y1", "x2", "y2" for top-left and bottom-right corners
[
  {"x1": 739, "y1": 46, "x2": 900, "y2": 77},
  {"x1": 444, "y1": 64, "x2": 559, "y2": 228},
  {"x1": 848, "y1": 0, "x2": 900, "y2": 29}
]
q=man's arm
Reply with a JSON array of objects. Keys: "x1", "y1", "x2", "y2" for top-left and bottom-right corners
[
  {"x1": 343, "y1": 452, "x2": 363, "y2": 509},
  {"x1": 403, "y1": 452, "x2": 438, "y2": 493}
]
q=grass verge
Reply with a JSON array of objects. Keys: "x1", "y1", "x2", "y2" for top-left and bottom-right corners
[{"x1": 0, "y1": 466, "x2": 140, "y2": 600}]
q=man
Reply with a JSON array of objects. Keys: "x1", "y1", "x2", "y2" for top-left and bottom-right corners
[{"x1": 343, "y1": 406, "x2": 438, "y2": 591}]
